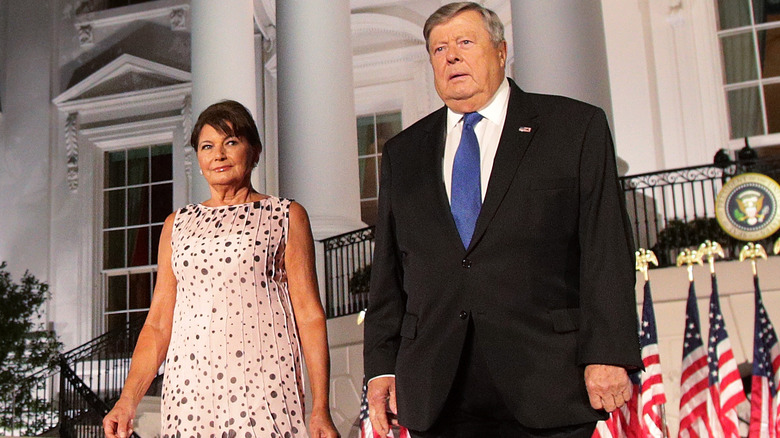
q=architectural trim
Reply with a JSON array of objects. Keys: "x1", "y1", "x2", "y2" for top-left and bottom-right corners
[
  {"x1": 353, "y1": 45, "x2": 427, "y2": 70},
  {"x1": 253, "y1": 0, "x2": 276, "y2": 40},
  {"x1": 53, "y1": 54, "x2": 191, "y2": 106},
  {"x1": 170, "y1": 7, "x2": 187, "y2": 30},
  {"x1": 78, "y1": 24, "x2": 94, "y2": 46},
  {"x1": 79, "y1": 115, "x2": 182, "y2": 149},
  {"x1": 351, "y1": 13, "x2": 423, "y2": 44},
  {"x1": 65, "y1": 113, "x2": 79, "y2": 192},
  {"x1": 74, "y1": 0, "x2": 190, "y2": 30}
]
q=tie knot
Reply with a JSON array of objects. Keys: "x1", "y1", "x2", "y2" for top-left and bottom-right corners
[{"x1": 463, "y1": 112, "x2": 483, "y2": 129}]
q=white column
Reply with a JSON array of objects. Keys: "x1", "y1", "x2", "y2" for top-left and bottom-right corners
[
  {"x1": 276, "y1": 0, "x2": 364, "y2": 240},
  {"x1": 190, "y1": 0, "x2": 257, "y2": 203},
  {"x1": 510, "y1": 0, "x2": 614, "y2": 125}
]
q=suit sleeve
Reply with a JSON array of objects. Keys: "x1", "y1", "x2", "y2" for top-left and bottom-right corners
[
  {"x1": 363, "y1": 143, "x2": 407, "y2": 380},
  {"x1": 576, "y1": 108, "x2": 643, "y2": 369}
]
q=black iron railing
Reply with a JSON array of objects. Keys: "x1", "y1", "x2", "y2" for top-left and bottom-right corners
[
  {"x1": 622, "y1": 156, "x2": 780, "y2": 266},
  {"x1": 321, "y1": 156, "x2": 780, "y2": 318},
  {"x1": 321, "y1": 227, "x2": 375, "y2": 318},
  {"x1": 59, "y1": 318, "x2": 146, "y2": 438},
  {"x1": 0, "y1": 366, "x2": 60, "y2": 436},
  {"x1": 0, "y1": 318, "x2": 147, "y2": 437}
]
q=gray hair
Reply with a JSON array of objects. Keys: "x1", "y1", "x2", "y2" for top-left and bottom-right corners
[{"x1": 423, "y1": 2, "x2": 505, "y2": 51}]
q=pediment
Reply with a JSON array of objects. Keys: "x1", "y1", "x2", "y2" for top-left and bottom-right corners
[{"x1": 54, "y1": 54, "x2": 190, "y2": 105}]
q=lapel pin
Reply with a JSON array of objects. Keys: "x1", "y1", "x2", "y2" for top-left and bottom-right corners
[{"x1": 519, "y1": 127, "x2": 532, "y2": 133}]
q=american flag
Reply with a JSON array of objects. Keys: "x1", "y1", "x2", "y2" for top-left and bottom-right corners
[
  {"x1": 748, "y1": 276, "x2": 780, "y2": 438},
  {"x1": 707, "y1": 274, "x2": 747, "y2": 438},
  {"x1": 639, "y1": 281, "x2": 668, "y2": 438},
  {"x1": 359, "y1": 382, "x2": 411, "y2": 438},
  {"x1": 679, "y1": 281, "x2": 712, "y2": 438}
]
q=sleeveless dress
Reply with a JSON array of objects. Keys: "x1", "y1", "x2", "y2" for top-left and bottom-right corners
[{"x1": 162, "y1": 197, "x2": 307, "y2": 438}]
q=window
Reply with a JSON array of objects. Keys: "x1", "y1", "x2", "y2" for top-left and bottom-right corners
[
  {"x1": 356, "y1": 112, "x2": 402, "y2": 226},
  {"x1": 102, "y1": 144, "x2": 173, "y2": 332},
  {"x1": 717, "y1": 0, "x2": 780, "y2": 138}
]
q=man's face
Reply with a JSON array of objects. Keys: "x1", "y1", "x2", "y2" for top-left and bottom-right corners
[{"x1": 428, "y1": 10, "x2": 507, "y2": 113}]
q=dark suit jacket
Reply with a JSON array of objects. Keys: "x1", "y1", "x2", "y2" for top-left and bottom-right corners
[{"x1": 363, "y1": 80, "x2": 642, "y2": 431}]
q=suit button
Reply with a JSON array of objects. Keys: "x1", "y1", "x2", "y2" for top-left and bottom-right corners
[
  {"x1": 461, "y1": 259, "x2": 472, "y2": 268},
  {"x1": 459, "y1": 311, "x2": 468, "y2": 320}
]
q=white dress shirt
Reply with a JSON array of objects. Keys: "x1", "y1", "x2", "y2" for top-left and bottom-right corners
[{"x1": 443, "y1": 78, "x2": 511, "y2": 203}]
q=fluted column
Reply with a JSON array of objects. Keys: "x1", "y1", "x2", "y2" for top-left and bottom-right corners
[
  {"x1": 510, "y1": 0, "x2": 614, "y2": 125},
  {"x1": 276, "y1": 0, "x2": 363, "y2": 240},
  {"x1": 190, "y1": 0, "x2": 258, "y2": 203}
]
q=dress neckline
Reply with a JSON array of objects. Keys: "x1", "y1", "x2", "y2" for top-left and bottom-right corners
[{"x1": 197, "y1": 196, "x2": 274, "y2": 210}]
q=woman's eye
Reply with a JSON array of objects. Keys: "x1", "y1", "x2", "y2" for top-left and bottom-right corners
[{"x1": 200, "y1": 144, "x2": 212, "y2": 150}]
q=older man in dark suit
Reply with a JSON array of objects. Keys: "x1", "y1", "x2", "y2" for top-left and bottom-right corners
[{"x1": 363, "y1": 3, "x2": 642, "y2": 438}]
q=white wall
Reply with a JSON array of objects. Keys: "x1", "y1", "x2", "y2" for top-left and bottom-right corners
[
  {"x1": 602, "y1": 0, "x2": 731, "y2": 175},
  {"x1": 0, "y1": 1, "x2": 54, "y2": 281}
]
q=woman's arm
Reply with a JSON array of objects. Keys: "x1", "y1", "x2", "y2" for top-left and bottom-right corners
[
  {"x1": 103, "y1": 212, "x2": 179, "y2": 438},
  {"x1": 285, "y1": 201, "x2": 339, "y2": 438}
]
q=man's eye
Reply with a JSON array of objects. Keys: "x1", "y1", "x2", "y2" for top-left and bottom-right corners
[
  {"x1": 434, "y1": 46, "x2": 444, "y2": 53},
  {"x1": 462, "y1": 40, "x2": 472, "y2": 45}
]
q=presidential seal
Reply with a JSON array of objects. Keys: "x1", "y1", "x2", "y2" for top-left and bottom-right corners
[{"x1": 715, "y1": 172, "x2": 780, "y2": 241}]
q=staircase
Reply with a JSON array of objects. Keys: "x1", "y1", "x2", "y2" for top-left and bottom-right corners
[{"x1": 0, "y1": 318, "x2": 157, "y2": 437}]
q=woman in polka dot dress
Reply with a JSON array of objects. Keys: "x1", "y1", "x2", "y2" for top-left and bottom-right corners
[{"x1": 103, "y1": 100, "x2": 339, "y2": 438}]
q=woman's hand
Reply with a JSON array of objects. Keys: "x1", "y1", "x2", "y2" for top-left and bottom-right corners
[
  {"x1": 309, "y1": 406, "x2": 340, "y2": 438},
  {"x1": 103, "y1": 395, "x2": 136, "y2": 438}
]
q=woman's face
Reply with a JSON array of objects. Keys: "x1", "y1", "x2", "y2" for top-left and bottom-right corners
[{"x1": 196, "y1": 123, "x2": 257, "y2": 188}]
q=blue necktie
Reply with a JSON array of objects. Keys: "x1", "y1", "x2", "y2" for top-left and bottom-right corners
[{"x1": 451, "y1": 112, "x2": 483, "y2": 248}]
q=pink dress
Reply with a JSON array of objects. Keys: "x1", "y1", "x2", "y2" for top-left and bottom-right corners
[{"x1": 162, "y1": 197, "x2": 307, "y2": 438}]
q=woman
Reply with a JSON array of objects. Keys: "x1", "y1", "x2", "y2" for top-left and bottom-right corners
[{"x1": 103, "y1": 100, "x2": 339, "y2": 438}]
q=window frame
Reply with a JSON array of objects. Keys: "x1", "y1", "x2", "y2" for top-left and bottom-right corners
[
  {"x1": 83, "y1": 116, "x2": 189, "y2": 335},
  {"x1": 717, "y1": 0, "x2": 780, "y2": 146}
]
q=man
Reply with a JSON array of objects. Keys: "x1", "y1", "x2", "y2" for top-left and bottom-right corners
[{"x1": 363, "y1": 3, "x2": 642, "y2": 438}]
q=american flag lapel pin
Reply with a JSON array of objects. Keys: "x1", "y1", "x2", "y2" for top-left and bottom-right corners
[{"x1": 519, "y1": 126, "x2": 532, "y2": 133}]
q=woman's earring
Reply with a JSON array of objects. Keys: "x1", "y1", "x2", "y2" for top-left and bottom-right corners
[{"x1": 199, "y1": 168, "x2": 203, "y2": 175}]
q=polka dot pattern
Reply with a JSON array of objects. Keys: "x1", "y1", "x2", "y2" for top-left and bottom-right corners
[{"x1": 162, "y1": 197, "x2": 306, "y2": 437}]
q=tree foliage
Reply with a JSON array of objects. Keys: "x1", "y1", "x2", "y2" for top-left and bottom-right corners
[{"x1": 0, "y1": 261, "x2": 62, "y2": 435}]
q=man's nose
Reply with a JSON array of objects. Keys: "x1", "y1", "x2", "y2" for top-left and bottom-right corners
[{"x1": 446, "y1": 48, "x2": 460, "y2": 63}]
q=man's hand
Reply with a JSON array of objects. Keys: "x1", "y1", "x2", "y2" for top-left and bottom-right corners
[
  {"x1": 367, "y1": 376, "x2": 398, "y2": 437},
  {"x1": 584, "y1": 364, "x2": 631, "y2": 412}
]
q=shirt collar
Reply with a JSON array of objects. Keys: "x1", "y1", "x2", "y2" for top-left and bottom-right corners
[{"x1": 446, "y1": 78, "x2": 510, "y2": 132}]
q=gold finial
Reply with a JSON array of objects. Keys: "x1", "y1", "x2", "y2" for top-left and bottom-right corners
[
  {"x1": 635, "y1": 248, "x2": 658, "y2": 282},
  {"x1": 697, "y1": 240, "x2": 724, "y2": 274},
  {"x1": 774, "y1": 237, "x2": 780, "y2": 255},
  {"x1": 357, "y1": 309, "x2": 366, "y2": 325},
  {"x1": 676, "y1": 248, "x2": 702, "y2": 282},
  {"x1": 739, "y1": 243, "x2": 768, "y2": 276}
]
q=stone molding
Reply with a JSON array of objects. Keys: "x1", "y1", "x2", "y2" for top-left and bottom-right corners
[{"x1": 65, "y1": 113, "x2": 79, "y2": 193}]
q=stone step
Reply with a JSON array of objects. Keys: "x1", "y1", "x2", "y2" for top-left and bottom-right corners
[{"x1": 133, "y1": 395, "x2": 161, "y2": 438}]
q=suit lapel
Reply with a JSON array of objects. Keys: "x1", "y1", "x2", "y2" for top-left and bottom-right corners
[
  {"x1": 419, "y1": 109, "x2": 466, "y2": 253},
  {"x1": 467, "y1": 83, "x2": 539, "y2": 252}
]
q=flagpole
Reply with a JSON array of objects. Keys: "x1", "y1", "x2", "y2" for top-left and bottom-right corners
[
  {"x1": 636, "y1": 248, "x2": 669, "y2": 438},
  {"x1": 676, "y1": 248, "x2": 703, "y2": 282},
  {"x1": 738, "y1": 243, "x2": 767, "y2": 277},
  {"x1": 696, "y1": 240, "x2": 724, "y2": 276}
]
